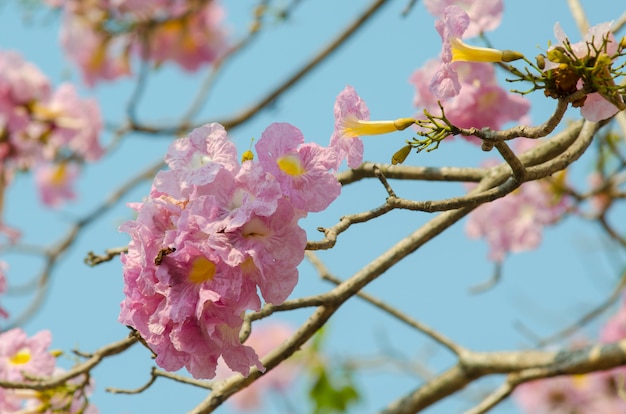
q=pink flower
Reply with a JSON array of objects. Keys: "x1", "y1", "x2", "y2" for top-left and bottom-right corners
[
  {"x1": 256, "y1": 122, "x2": 340, "y2": 212},
  {"x1": 424, "y1": 0, "x2": 503, "y2": 38},
  {"x1": 329, "y1": 85, "x2": 369, "y2": 170},
  {"x1": 153, "y1": 122, "x2": 239, "y2": 199},
  {"x1": 216, "y1": 321, "x2": 300, "y2": 411},
  {"x1": 430, "y1": 6, "x2": 520, "y2": 99},
  {"x1": 0, "y1": 328, "x2": 55, "y2": 382},
  {"x1": 411, "y1": 60, "x2": 530, "y2": 144},
  {"x1": 218, "y1": 198, "x2": 307, "y2": 305},
  {"x1": 34, "y1": 162, "x2": 79, "y2": 207},
  {"x1": 465, "y1": 140, "x2": 568, "y2": 262}
]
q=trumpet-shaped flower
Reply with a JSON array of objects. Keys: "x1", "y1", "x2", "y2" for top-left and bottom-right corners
[
  {"x1": 329, "y1": 85, "x2": 369, "y2": 169},
  {"x1": 430, "y1": 5, "x2": 522, "y2": 99},
  {"x1": 424, "y1": 0, "x2": 503, "y2": 38},
  {"x1": 257, "y1": 122, "x2": 340, "y2": 213},
  {"x1": 329, "y1": 86, "x2": 415, "y2": 169}
]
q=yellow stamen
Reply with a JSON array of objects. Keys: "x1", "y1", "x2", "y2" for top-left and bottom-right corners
[
  {"x1": 450, "y1": 37, "x2": 523, "y2": 63},
  {"x1": 277, "y1": 154, "x2": 305, "y2": 176},
  {"x1": 342, "y1": 117, "x2": 415, "y2": 137},
  {"x1": 188, "y1": 257, "x2": 216, "y2": 284}
]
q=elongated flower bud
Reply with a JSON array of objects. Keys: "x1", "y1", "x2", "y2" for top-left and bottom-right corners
[
  {"x1": 341, "y1": 117, "x2": 416, "y2": 137},
  {"x1": 450, "y1": 37, "x2": 523, "y2": 63}
]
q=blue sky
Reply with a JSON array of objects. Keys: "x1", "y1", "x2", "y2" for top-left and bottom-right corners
[{"x1": 1, "y1": 1, "x2": 625, "y2": 413}]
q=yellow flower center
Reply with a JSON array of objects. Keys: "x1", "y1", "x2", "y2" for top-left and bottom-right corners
[
  {"x1": 10, "y1": 348, "x2": 31, "y2": 365},
  {"x1": 188, "y1": 256, "x2": 216, "y2": 284},
  {"x1": 277, "y1": 154, "x2": 305, "y2": 176}
]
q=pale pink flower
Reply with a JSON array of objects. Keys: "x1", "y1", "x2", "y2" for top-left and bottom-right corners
[
  {"x1": 153, "y1": 122, "x2": 239, "y2": 199},
  {"x1": 411, "y1": 60, "x2": 530, "y2": 144},
  {"x1": 34, "y1": 162, "x2": 79, "y2": 207},
  {"x1": 0, "y1": 328, "x2": 55, "y2": 382},
  {"x1": 329, "y1": 85, "x2": 369, "y2": 170},
  {"x1": 217, "y1": 321, "x2": 300, "y2": 411},
  {"x1": 423, "y1": 0, "x2": 503, "y2": 38},
  {"x1": 256, "y1": 122, "x2": 340, "y2": 213}
]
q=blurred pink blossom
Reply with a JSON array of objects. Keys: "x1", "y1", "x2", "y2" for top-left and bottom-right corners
[
  {"x1": 34, "y1": 162, "x2": 79, "y2": 207},
  {"x1": 53, "y1": 0, "x2": 228, "y2": 86},
  {"x1": 216, "y1": 321, "x2": 301, "y2": 411},
  {"x1": 411, "y1": 59, "x2": 530, "y2": 145},
  {"x1": 465, "y1": 140, "x2": 569, "y2": 262},
  {"x1": 0, "y1": 328, "x2": 55, "y2": 382}
]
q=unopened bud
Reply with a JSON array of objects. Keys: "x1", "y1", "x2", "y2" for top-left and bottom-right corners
[
  {"x1": 391, "y1": 145, "x2": 412, "y2": 165},
  {"x1": 535, "y1": 54, "x2": 546, "y2": 70},
  {"x1": 501, "y1": 50, "x2": 524, "y2": 62}
]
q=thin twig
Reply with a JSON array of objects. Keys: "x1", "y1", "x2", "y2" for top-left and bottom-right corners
[{"x1": 306, "y1": 251, "x2": 465, "y2": 355}]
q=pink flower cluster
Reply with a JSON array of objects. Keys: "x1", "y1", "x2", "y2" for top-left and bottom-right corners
[
  {"x1": 0, "y1": 328, "x2": 98, "y2": 413},
  {"x1": 410, "y1": 60, "x2": 529, "y2": 144},
  {"x1": 0, "y1": 51, "x2": 103, "y2": 208},
  {"x1": 47, "y1": 0, "x2": 228, "y2": 86},
  {"x1": 119, "y1": 121, "x2": 341, "y2": 379},
  {"x1": 465, "y1": 139, "x2": 569, "y2": 262}
]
